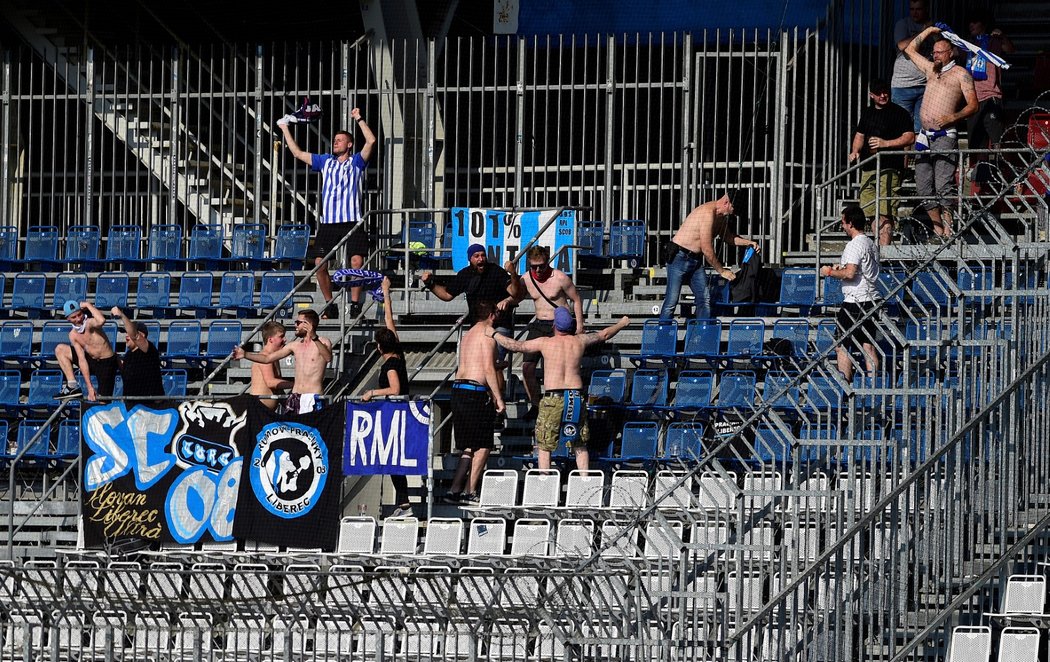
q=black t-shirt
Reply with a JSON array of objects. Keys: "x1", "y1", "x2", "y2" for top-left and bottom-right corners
[
  {"x1": 444, "y1": 263, "x2": 514, "y2": 328},
  {"x1": 854, "y1": 102, "x2": 914, "y2": 171},
  {"x1": 379, "y1": 355, "x2": 409, "y2": 396},
  {"x1": 122, "y1": 341, "x2": 165, "y2": 398}
]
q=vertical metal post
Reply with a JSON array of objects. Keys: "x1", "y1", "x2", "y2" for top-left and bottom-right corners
[
  {"x1": 253, "y1": 44, "x2": 264, "y2": 226},
  {"x1": 84, "y1": 49, "x2": 95, "y2": 227},
  {"x1": 514, "y1": 37, "x2": 526, "y2": 208},
  {"x1": 341, "y1": 41, "x2": 350, "y2": 134},
  {"x1": 424, "y1": 39, "x2": 436, "y2": 209},
  {"x1": 679, "y1": 33, "x2": 693, "y2": 223},
  {"x1": 770, "y1": 33, "x2": 789, "y2": 260},
  {"x1": 602, "y1": 35, "x2": 616, "y2": 233},
  {"x1": 1, "y1": 52, "x2": 10, "y2": 224},
  {"x1": 168, "y1": 48, "x2": 180, "y2": 225}
]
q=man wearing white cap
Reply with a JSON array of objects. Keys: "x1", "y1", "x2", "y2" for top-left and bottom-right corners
[
  {"x1": 493, "y1": 309, "x2": 630, "y2": 471},
  {"x1": 54, "y1": 300, "x2": 118, "y2": 401}
]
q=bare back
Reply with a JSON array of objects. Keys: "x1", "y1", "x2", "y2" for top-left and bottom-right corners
[
  {"x1": 671, "y1": 200, "x2": 726, "y2": 255},
  {"x1": 534, "y1": 335, "x2": 588, "y2": 390},
  {"x1": 456, "y1": 324, "x2": 497, "y2": 384},
  {"x1": 920, "y1": 66, "x2": 973, "y2": 130},
  {"x1": 288, "y1": 337, "x2": 331, "y2": 394},
  {"x1": 250, "y1": 353, "x2": 284, "y2": 410},
  {"x1": 524, "y1": 271, "x2": 574, "y2": 321}
]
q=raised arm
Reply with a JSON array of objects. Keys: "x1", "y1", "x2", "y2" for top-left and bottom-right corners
[
  {"x1": 381, "y1": 277, "x2": 399, "y2": 339},
  {"x1": 420, "y1": 272, "x2": 456, "y2": 302},
  {"x1": 314, "y1": 336, "x2": 334, "y2": 365},
  {"x1": 278, "y1": 123, "x2": 314, "y2": 167},
  {"x1": 582, "y1": 316, "x2": 631, "y2": 347},
  {"x1": 81, "y1": 301, "x2": 106, "y2": 328},
  {"x1": 905, "y1": 26, "x2": 940, "y2": 76},
  {"x1": 234, "y1": 343, "x2": 294, "y2": 364},
  {"x1": 350, "y1": 108, "x2": 377, "y2": 163},
  {"x1": 111, "y1": 307, "x2": 148, "y2": 352},
  {"x1": 491, "y1": 330, "x2": 544, "y2": 355},
  {"x1": 504, "y1": 260, "x2": 526, "y2": 303}
]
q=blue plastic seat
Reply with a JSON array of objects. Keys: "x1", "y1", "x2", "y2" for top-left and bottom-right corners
[
  {"x1": 626, "y1": 369, "x2": 669, "y2": 411},
  {"x1": 0, "y1": 370, "x2": 22, "y2": 410},
  {"x1": 16, "y1": 419, "x2": 52, "y2": 460},
  {"x1": 821, "y1": 275, "x2": 844, "y2": 308},
  {"x1": 681, "y1": 319, "x2": 722, "y2": 362},
  {"x1": 55, "y1": 420, "x2": 80, "y2": 459},
  {"x1": 11, "y1": 273, "x2": 48, "y2": 318},
  {"x1": 814, "y1": 319, "x2": 838, "y2": 357},
  {"x1": 260, "y1": 271, "x2": 296, "y2": 317},
  {"x1": 136, "y1": 272, "x2": 173, "y2": 316},
  {"x1": 105, "y1": 224, "x2": 146, "y2": 268},
  {"x1": 64, "y1": 225, "x2": 104, "y2": 269},
  {"x1": 663, "y1": 422, "x2": 704, "y2": 462},
  {"x1": 52, "y1": 272, "x2": 89, "y2": 310},
  {"x1": 273, "y1": 223, "x2": 310, "y2": 268},
  {"x1": 163, "y1": 321, "x2": 203, "y2": 366},
  {"x1": 575, "y1": 220, "x2": 607, "y2": 268},
  {"x1": 229, "y1": 223, "x2": 272, "y2": 269},
  {"x1": 753, "y1": 424, "x2": 793, "y2": 464},
  {"x1": 759, "y1": 319, "x2": 810, "y2": 363},
  {"x1": 0, "y1": 225, "x2": 19, "y2": 269},
  {"x1": 0, "y1": 321, "x2": 35, "y2": 366},
  {"x1": 797, "y1": 424, "x2": 836, "y2": 463},
  {"x1": 40, "y1": 322, "x2": 69, "y2": 359},
  {"x1": 803, "y1": 375, "x2": 844, "y2": 415},
  {"x1": 670, "y1": 370, "x2": 715, "y2": 416},
  {"x1": 714, "y1": 370, "x2": 756, "y2": 410},
  {"x1": 205, "y1": 321, "x2": 242, "y2": 361},
  {"x1": 23, "y1": 225, "x2": 60, "y2": 268},
  {"x1": 877, "y1": 268, "x2": 907, "y2": 315},
  {"x1": 177, "y1": 273, "x2": 216, "y2": 318},
  {"x1": 607, "y1": 219, "x2": 645, "y2": 267},
  {"x1": 905, "y1": 318, "x2": 944, "y2": 361},
  {"x1": 762, "y1": 371, "x2": 801, "y2": 412},
  {"x1": 910, "y1": 270, "x2": 952, "y2": 313},
  {"x1": 218, "y1": 271, "x2": 256, "y2": 317},
  {"x1": 619, "y1": 421, "x2": 660, "y2": 460},
  {"x1": 725, "y1": 319, "x2": 765, "y2": 360},
  {"x1": 586, "y1": 369, "x2": 628, "y2": 411},
  {"x1": 188, "y1": 224, "x2": 224, "y2": 267},
  {"x1": 95, "y1": 272, "x2": 130, "y2": 310},
  {"x1": 628, "y1": 319, "x2": 678, "y2": 366},
  {"x1": 776, "y1": 268, "x2": 817, "y2": 314},
  {"x1": 162, "y1": 369, "x2": 188, "y2": 397},
  {"x1": 147, "y1": 224, "x2": 184, "y2": 269},
  {"x1": 26, "y1": 369, "x2": 63, "y2": 410}
]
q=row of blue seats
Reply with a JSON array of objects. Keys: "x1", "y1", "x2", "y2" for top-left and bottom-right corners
[
  {"x1": 550, "y1": 418, "x2": 950, "y2": 467},
  {"x1": 0, "y1": 369, "x2": 188, "y2": 415},
  {"x1": 627, "y1": 317, "x2": 1010, "y2": 366},
  {"x1": 587, "y1": 368, "x2": 973, "y2": 416},
  {"x1": 0, "y1": 418, "x2": 79, "y2": 463},
  {"x1": 0, "y1": 271, "x2": 296, "y2": 319},
  {"x1": 0, "y1": 320, "x2": 242, "y2": 368},
  {"x1": 0, "y1": 223, "x2": 309, "y2": 271}
]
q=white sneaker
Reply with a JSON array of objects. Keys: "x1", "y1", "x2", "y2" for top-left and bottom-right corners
[{"x1": 390, "y1": 506, "x2": 413, "y2": 519}]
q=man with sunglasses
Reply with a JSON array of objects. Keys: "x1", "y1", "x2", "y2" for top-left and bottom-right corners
[
  {"x1": 849, "y1": 78, "x2": 915, "y2": 246},
  {"x1": 519, "y1": 245, "x2": 584, "y2": 419},
  {"x1": 234, "y1": 310, "x2": 332, "y2": 414}
]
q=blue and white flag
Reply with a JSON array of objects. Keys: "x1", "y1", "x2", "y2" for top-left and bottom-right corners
[
  {"x1": 939, "y1": 29, "x2": 1011, "y2": 70},
  {"x1": 343, "y1": 400, "x2": 431, "y2": 476},
  {"x1": 450, "y1": 207, "x2": 577, "y2": 274}
]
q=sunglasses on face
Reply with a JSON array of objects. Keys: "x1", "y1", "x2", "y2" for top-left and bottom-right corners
[{"x1": 529, "y1": 263, "x2": 549, "y2": 271}]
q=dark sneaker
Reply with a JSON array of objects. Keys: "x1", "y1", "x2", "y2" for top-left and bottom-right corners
[
  {"x1": 54, "y1": 384, "x2": 83, "y2": 401},
  {"x1": 442, "y1": 492, "x2": 462, "y2": 504},
  {"x1": 349, "y1": 301, "x2": 363, "y2": 318},
  {"x1": 462, "y1": 492, "x2": 480, "y2": 505},
  {"x1": 321, "y1": 302, "x2": 339, "y2": 320}
]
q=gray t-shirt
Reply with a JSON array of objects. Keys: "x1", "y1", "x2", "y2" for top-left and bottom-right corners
[{"x1": 891, "y1": 17, "x2": 928, "y2": 88}]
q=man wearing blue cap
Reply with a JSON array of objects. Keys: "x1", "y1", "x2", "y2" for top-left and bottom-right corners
[
  {"x1": 54, "y1": 300, "x2": 118, "y2": 401},
  {"x1": 493, "y1": 310, "x2": 630, "y2": 471},
  {"x1": 420, "y1": 243, "x2": 524, "y2": 374}
]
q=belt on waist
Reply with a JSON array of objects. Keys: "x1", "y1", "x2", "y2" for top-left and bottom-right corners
[
  {"x1": 673, "y1": 243, "x2": 702, "y2": 259},
  {"x1": 543, "y1": 388, "x2": 582, "y2": 397},
  {"x1": 453, "y1": 381, "x2": 488, "y2": 392},
  {"x1": 921, "y1": 128, "x2": 958, "y2": 138}
]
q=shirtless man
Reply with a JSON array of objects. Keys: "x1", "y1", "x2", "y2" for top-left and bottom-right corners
[
  {"x1": 55, "y1": 300, "x2": 119, "y2": 401},
  {"x1": 906, "y1": 25, "x2": 978, "y2": 238},
  {"x1": 234, "y1": 309, "x2": 332, "y2": 414},
  {"x1": 494, "y1": 310, "x2": 630, "y2": 471},
  {"x1": 659, "y1": 193, "x2": 760, "y2": 321},
  {"x1": 518, "y1": 245, "x2": 585, "y2": 419},
  {"x1": 248, "y1": 321, "x2": 293, "y2": 410},
  {"x1": 443, "y1": 301, "x2": 507, "y2": 505}
]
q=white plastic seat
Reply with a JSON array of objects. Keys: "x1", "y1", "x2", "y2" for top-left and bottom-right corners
[
  {"x1": 743, "y1": 469, "x2": 781, "y2": 515},
  {"x1": 697, "y1": 470, "x2": 737, "y2": 516},
  {"x1": 379, "y1": 516, "x2": 419, "y2": 555},
  {"x1": 689, "y1": 519, "x2": 730, "y2": 565},
  {"x1": 489, "y1": 618, "x2": 530, "y2": 660},
  {"x1": 565, "y1": 469, "x2": 606, "y2": 508},
  {"x1": 510, "y1": 519, "x2": 551, "y2": 556},
  {"x1": 522, "y1": 468, "x2": 561, "y2": 507},
  {"x1": 725, "y1": 570, "x2": 765, "y2": 622},
  {"x1": 609, "y1": 470, "x2": 649, "y2": 509},
  {"x1": 131, "y1": 611, "x2": 172, "y2": 658},
  {"x1": 501, "y1": 567, "x2": 541, "y2": 608},
  {"x1": 600, "y1": 520, "x2": 642, "y2": 559},
  {"x1": 281, "y1": 563, "x2": 323, "y2": 608},
  {"x1": 835, "y1": 471, "x2": 876, "y2": 516},
  {"x1": 325, "y1": 564, "x2": 367, "y2": 609},
  {"x1": 105, "y1": 561, "x2": 142, "y2": 603},
  {"x1": 791, "y1": 471, "x2": 829, "y2": 515},
  {"x1": 654, "y1": 470, "x2": 695, "y2": 510},
  {"x1": 187, "y1": 563, "x2": 227, "y2": 602},
  {"x1": 174, "y1": 612, "x2": 214, "y2": 658},
  {"x1": 466, "y1": 517, "x2": 508, "y2": 556},
  {"x1": 479, "y1": 469, "x2": 520, "y2": 507},
  {"x1": 454, "y1": 566, "x2": 498, "y2": 608},
  {"x1": 223, "y1": 614, "x2": 268, "y2": 659},
  {"x1": 554, "y1": 519, "x2": 594, "y2": 557},
  {"x1": 998, "y1": 626, "x2": 1040, "y2": 662},
  {"x1": 146, "y1": 562, "x2": 184, "y2": 602},
  {"x1": 271, "y1": 615, "x2": 310, "y2": 659},
  {"x1": 643, "y1": 520, "x2": 683, "y2": 561},
  {"x1": 946, "y1": 625, "x2": 991, "y2": 662},
  {"x1": 741, "y1": 521, "x2": 775, "y2": 561},
  {"x1": 366, "y1": 566, "x2": 409, "y2": 608},
  {"x1": 231, "y1": 562, "x2": 270, "y2": 602},
  {"x1": 782, "y1": 520, "x2": 820, "y2": 565},
  {"x1": 423, "y1": 517, "x2": 464, "y2": 556},
  {"x1": 997, "y1": 574, "x2": 1046, "y2": 615},
  {"x1": 90, "y1": 610, "x2": 128, "y2": 657},
  {"x1": 413, "y1": 565, "x2": 454, "y2": 608},
  {"x1": 313, "y1": 615, "x2": 357, "y2": 657},
  {"x1": 336, "y1": 515, "x2": 377, "y2": 554}
]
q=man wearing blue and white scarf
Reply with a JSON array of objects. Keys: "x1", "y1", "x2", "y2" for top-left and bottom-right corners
[
  {"x1": 963, "y1": 11, "x2": 1015, "y2": 193},
  {"x1": 905, "y1": 25, "x2": 978, "y2": 239}
]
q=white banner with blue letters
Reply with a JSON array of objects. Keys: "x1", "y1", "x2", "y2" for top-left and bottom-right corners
[
  {"x1": 343, "y1": 400, "x2": 431, "y2": 476},
  {"x1": 451, "y1": 207, "x2": 576, "y2": 274}
]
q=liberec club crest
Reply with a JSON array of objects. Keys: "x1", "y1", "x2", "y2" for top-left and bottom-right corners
[
  {"x1": 250, "y1": 422, "x2": 328, "y2": 519},
  {"x1": 172, "y1": 402, "x2": 246, "y2": 472}
]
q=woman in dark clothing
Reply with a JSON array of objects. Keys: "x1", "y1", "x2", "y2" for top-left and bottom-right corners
[{"x1": 361, "y1": 277, "x2": 413, "y2": 517}]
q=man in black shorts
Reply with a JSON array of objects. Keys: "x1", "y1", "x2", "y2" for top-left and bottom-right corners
[
  {"x1": 443, "y1": 302, "x2": 506, "y2": 505},
  {"x1": 279, "y1": 107, "x2": 377, "y2": 319},
  {"x1": 54, "y1": 300, "x2": 120, "y2": 402}
]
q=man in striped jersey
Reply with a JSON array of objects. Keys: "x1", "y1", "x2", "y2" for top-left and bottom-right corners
[{"x1": 279, "y1": 107, "x2": 377, "y2": 319}]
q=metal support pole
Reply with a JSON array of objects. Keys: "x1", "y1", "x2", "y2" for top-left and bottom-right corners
[
  {"x1": 513, "y1": 37, "x2": 526, "y2": 208},
  {"x1": 84, "y1": 49, "x2": 95, "y2": 227},
  {"x1": 253, "y1": 44, "x2": 264, "y2": 226},
  {"x1": 168, "y1": 48, "x2": 180, "y2": 225},
  {"x1": 602, "y1": 35, "x2": 616, "y2": 233}
]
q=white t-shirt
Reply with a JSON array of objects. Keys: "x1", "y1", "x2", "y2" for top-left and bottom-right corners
[{"x1": 840, "y1": 233, "x2": 880, "y2": 303}]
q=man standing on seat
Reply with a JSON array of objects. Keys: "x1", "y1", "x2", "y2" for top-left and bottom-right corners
[
  {"x1": 659, "y1": 193, "x2": 760, "y2": 321},
  {"x1": 820, "y1": 205, "x2": 881, "y2": 382},
  {"x1": 905, "y1": 25, "x2": 979, "y2": 238},
  {"x1": 55, "y1": 300, "x2": 119, "y2": 402},
  {"x1": 247, "y1": 321, "x2": 293, "y2": 411},
  {"x1": 849, "y1": 78, "x2": 916, "y2": 246},
  {"x1": 519, "y1": 245, "x2": 585, "y2": 420},
  {"x1": 443, "y1": 301, "x2": 506, "y2": 505},
  {"x1": 493, "y1": 310, "x2": 630, "y2": 471},
  {"x1": 111, "y1": 307, "x2": 164, "y2": 405},
  {"x1": 233, "y1": 309, "x2": 332, "y2": 414},
  {"x1": 278, "y1": 107, "x2": 376, "y2": 320}
]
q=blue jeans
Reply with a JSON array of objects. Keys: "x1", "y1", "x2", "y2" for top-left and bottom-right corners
[
  {"x1": 659, "y1": 250, "x2": 710, "y2": 320},
  {"x1": 891, "y1": 85, "x2": 924, "y2": 134}
]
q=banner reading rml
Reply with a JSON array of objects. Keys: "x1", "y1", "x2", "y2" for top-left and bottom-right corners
[
  {"x1": 451, "y1": 207, "x2": 577, "y2": 274},
  {"x1": 343, "y1": 400, "x2": 431, "y2": 476}
]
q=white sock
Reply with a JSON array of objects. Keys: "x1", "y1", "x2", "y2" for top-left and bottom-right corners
[{"x1": 67, "y1": 381, "x2": 78, "y2": 388}]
